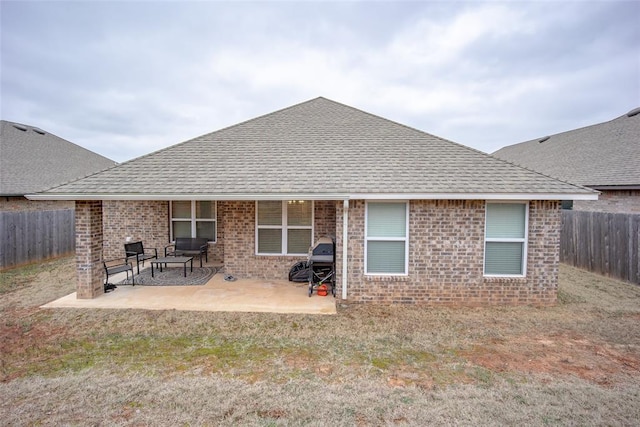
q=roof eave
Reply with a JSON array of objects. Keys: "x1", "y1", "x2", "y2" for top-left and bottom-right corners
[
  {"x1": 588, "y1": 184, "x2": 640, "y2": 191},
  {"x1": 25, "y1": 192, "x2": 600, "y2": 202}
]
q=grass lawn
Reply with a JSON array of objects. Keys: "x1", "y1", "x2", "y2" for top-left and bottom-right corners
[{"x1": 1, "y1": 257, "x2": 639, "y2": 426}]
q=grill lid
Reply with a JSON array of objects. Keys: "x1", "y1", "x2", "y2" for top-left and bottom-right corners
[{"x1": 308, "y1": 237, "x2": 335, "y2": 263}]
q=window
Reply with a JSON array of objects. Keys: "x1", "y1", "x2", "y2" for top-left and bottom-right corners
[
  {"x1": 256, "y1": 201, "x2": 313, "y2": 255},
  {"x1": 561, "y1": 200, "x2": 573, "y2": 210},
  {"x1": 484, "y1": 202, "x2": 528, "y2": 276},
  {"x1": 365, "y1": 202, "x2": 409, "y2": 275},
  {"x1": 170, "y1": 201, "x2": 216, "y2": 242}
]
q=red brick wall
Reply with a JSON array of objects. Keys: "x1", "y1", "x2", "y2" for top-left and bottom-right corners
[
  {"x1": 103, "y1": 201, "x2": 171, "y2": 260},
  {"x1": 0, "y1": 196, "x2": 73, "y2": 211},
  {"x1": 99, "y1": 198, "x2": 561, "y2": 306},
  {"x1": 573, "y1": 190, "x2": 640, "y2": 213},
  {"x1": 75, "y1": 201, "x2": 103, "y2": 299},
  {"x1": 336, "y1": 200, "x2": 561, "y2": 306},
  {"x1": 222, "y1": 200, "x2": 337, "y2": 279}
]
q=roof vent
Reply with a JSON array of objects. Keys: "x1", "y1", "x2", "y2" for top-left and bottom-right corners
[
  {"x1": 626, "y1": 107, "x2": 640, "y2": 117},
  {"x1": 538, "y1": 136, "x2": 550, "y2": 143},
  {"x1": 12, "y1": 124, "x2": 27, "y2": 132},
  {"x1": 33, "y1": 128, "x2": 46, "y2": 135}
]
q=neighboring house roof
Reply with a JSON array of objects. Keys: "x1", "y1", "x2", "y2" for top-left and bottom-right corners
[
  {"x1": 1, "y1": 120, "x2": 117, "y2": 196},
  {"x1": 29, "y1": 97, "x2": 596, "y2": 201},
  {"x1": 493, "y1": 108, "x2": 640, "y2": 190}
]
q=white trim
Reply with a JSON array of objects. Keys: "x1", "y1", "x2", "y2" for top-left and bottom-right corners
[
  {"x1": 255, "y1": 200, "x2": 314, "y2": 256},
  {"x1": 483, "y1": 201, "x2": 529, "y2": 277},
  {"x1": 342, "y1": 200, "x2": 349, "y2": 300},
  {"x1": 347, "y1": 193, "x2": 598, "y2": 201},
  {"x1": 170, "y1": 201, "x2": 217, "y2": 243},
  {"x1": 364, "y1": 200, "x2": 410, "y2": 276},
  {"x1": 25, "y1": 192, "x2": 599, "y2": 201}
]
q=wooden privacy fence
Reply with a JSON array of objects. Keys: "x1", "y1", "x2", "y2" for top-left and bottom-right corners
[
  {"x1": 0, "y1": 209, "x2": 75, "y2": 270},
  {"x1": 561, "y1": 210, "x2": 640, "y2": 284}
]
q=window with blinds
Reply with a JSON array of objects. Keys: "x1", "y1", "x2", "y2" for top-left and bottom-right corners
[
  {"x1": 170, "y1": 201, "x2": 216, "y2": 242},
  {"x1": 256, "y1": 201, "x2": 313, "y2": 255},
  {"x1": 365, "y1": 202, "x2": 408, "y2": 275},
  {"x1": 484, "y1": 202, "x2": 528, "y2": 276}
]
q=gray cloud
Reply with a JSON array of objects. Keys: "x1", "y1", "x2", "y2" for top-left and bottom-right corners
[{"x1": 2, "y1": 1, "x2": 638, "y2": 162}]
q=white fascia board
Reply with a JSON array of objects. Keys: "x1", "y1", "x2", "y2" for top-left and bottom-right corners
[
  {"x1": 347, "y1": 193, "x2": 599, "y2": 201},
  {"x1": 26, "y1": 192, "x2": 599, "y2": 201},
  {"x1": 25, "y1": 193, "x2": 351, "y2": 201}
]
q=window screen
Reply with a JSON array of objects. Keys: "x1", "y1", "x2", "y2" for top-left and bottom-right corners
[
  {"x1": 484, "y1": 203, "x2": 527, "y2": 276},
  {"x1": 366, "y1": 202, "x2": 408, "y2": 275}
]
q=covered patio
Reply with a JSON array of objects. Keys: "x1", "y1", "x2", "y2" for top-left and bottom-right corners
[{"x1": 42, "y1": 265, "x2": 337, "y2": 314}]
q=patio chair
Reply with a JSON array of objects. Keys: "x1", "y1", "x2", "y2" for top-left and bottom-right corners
[
  {"x1": 124, "y1": 241, "x2": 158, "y2": 274},
  {"x1": 164, "y1": 237, "x2": 208, "y2": 267},
  {"x1": 103, "y1": 258, "x2": 135, "y2": 292}
]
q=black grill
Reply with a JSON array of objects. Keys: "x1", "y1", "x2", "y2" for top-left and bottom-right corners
[{"x1": 307, "y1": 237, "x2": 335, "y2": 297}]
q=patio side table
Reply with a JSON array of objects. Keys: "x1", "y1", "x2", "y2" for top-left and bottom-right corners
[{"x1": 151, "y1": 256, "x2": 193, "y2": 278}]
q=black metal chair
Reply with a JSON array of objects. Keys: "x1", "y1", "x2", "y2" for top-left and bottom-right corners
[
  {"x1": 103, "y1": 258, "x2": 135, "y2": 292},
  {"x1": 164, "y1": 237, "x2": 208, "y2": 267},
  {"x1": 125, "y1": 241, "x2": 158, "y2": 274}
]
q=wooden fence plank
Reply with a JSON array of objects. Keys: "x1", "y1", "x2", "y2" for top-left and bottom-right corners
[
  {"x1": 561, "y1": 210, "x2": 640, "y2": 284},
  {"x1": 0, "y1": 209, "x2": 75, "y2": 270}
]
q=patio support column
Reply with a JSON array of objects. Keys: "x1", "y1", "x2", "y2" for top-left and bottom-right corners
[
  {"x1": 342, "y1": 199, "x2": 349, "y2": 300},
  {"x1": 75, "y1": 200, "x2": 104, "y2": 299}
]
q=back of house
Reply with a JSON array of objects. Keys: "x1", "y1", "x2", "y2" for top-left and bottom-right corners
[{"x1": 28, "y1": 98, "x2": 598, "y2": 304}]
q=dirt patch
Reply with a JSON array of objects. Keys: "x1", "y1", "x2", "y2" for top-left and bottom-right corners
[{"x1": 465, "y1": 332, "x2": 640, "y2": 386}]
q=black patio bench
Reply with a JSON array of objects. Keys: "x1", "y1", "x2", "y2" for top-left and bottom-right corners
[
  {"x1": 164, "y1": 237, "x2": 209, "y2": 267},
  {"x1": 125, "y1": 241, "x2": 158, "y2": 274},
  {"x1": 103, "y1": 258, "x2": 135, "y2": 292}
]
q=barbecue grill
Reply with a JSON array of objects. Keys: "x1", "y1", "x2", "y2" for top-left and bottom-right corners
[{"x1": 307, "y1": 237, "x2": 336, "y2": 297}]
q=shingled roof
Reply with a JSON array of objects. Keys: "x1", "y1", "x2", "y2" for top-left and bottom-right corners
[
  {"x1": 493, "y1": 109, "x2": 640, "y2": 189},
  {"x1": 29, "y1": 97, "x2": 595, "y2": 201},
  {"x1": 1, "y1": 120, "x2": 116, "y2": 196}
]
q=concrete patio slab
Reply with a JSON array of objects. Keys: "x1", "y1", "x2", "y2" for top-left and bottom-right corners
[{"x1": 41, "y1": 271, "x2": 337, "y2": 315}]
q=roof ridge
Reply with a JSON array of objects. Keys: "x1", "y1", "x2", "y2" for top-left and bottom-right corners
[
  {"x1": 1, "y1": 119, "x2": 117, "y2": 195},
  {"x1": 312, "y1": 99, "x2": 600, "y2": 194},
  {"x1": 26, "y1": 98, "x2": 598, "y2": 199},
  {"x1": 499, "y1": 107, "x2": 640, "y2": 150},
  {"x1": 1, "y1": 119, "x2": 116, "y2": 164},
  {"x1": 107, "y1": 97, "x2": 330, "y2": 168},
  {"x1": 317, "y1": 98, "x2": 595, "y2": 192}
]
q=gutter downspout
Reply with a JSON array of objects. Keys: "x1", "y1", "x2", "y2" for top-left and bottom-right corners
[{"x1": 342, "y1": 199, "x2": 349, "y2": 300}]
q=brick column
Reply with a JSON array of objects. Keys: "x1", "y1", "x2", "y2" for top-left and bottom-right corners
[{"x1": 75, "y1": 200, "x2": 104, "y2": 299}]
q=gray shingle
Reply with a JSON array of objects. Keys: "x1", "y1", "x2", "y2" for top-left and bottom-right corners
[
  {"x1": 1, "y1": 120, "x2": 117, "y2": 195},
  {"x1": 493, "y1": 110, "x2": 640, "y2": 188},
  {"x1": 33, "y1": 98, "x2": 594, "y2": 198}
]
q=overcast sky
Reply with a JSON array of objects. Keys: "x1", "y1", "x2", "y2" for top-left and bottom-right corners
[{"x1": 1, "y1": 1, "x2": 638, "y2": 163}]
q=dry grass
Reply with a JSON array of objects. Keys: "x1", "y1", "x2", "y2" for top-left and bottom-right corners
[{"x1": 1, "y1": 257, "x2": 639, "y2": 426}]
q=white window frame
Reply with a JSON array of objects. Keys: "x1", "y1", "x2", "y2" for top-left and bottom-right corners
[
  {"x1": 483, "y1": 201, "x2": 528, "y2": 277},
  {"x1": 364, "y1": 200, "x2": 409, "y2": 276},
  {"x1": 255, "y1": 200, "x2": 314, "y2": 256},
  {"x1": 169, "y1": 201, "x2": 217, "y2": 242}
]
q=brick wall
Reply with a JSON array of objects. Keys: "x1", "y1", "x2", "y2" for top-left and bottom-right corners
[
  {"x1": 222, "y1": 200, "x2": 337, "y2": 279},
  {"x1": 337, "y1": 200, "x2": 561, "y2": 306},
  {"x1": 573, "y1": 190, "x2": 640, "y2": 213},
  {"x1": 0, "y1": 196, "x2": 74, "y2": 212},
  {"x1": 75, "y1": 201, "x2": 103, "y2": 299},
  {"x1": 103, "y1": 201, "x2": 171, "y2": 260},
  {"x1": 98, "y1": 198, "x2": 561, "y2": 306}
]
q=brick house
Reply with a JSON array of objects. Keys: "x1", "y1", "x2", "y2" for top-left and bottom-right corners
[
  {"x1": 1, "y1": 120, "x2": 116, "y2": 269},
  {"x1": 493, "y1": 108, "x2": 640, "y2": 214},
  {"x1": 28, "y1": 98, "x2": 597, "y2": 305}
]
